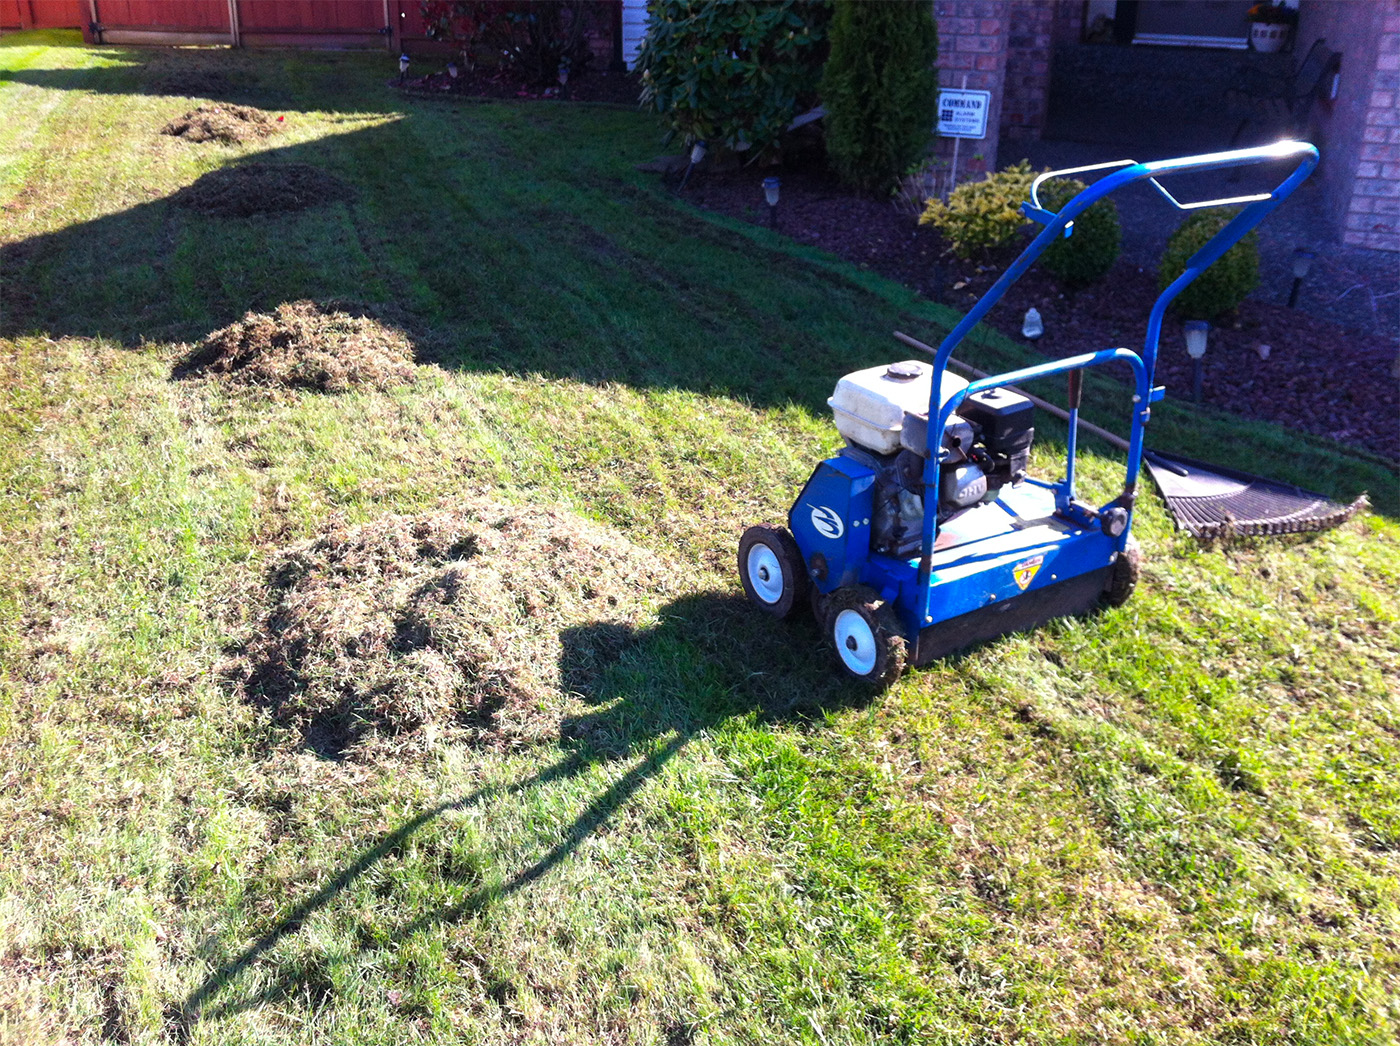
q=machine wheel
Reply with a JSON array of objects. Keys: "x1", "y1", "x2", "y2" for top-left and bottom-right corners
[
  {"x1": 827, "y1": 586, "x2": 907, "y2": 690},
  {"x1": 738, "y1": 524, "x2": 809, "y2": 620},
  {"x1": 809, "y1": 586, "x2": 832, "y2": 632},
  {"x1": 1102, "y1": 535, "x2": 1142, "y2": 608}
]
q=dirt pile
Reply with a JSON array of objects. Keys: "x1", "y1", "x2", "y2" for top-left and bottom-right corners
[
  {"x1": 179, "y1": 300, "x2": 416, "y2": 392},
  {"x1": 161, "y1": 104, "x2": 279, "y2": 144},
  {"x1": 230, "y1": 503, "x2": 678, "y2": 753},
  {"x1": 170, "y1": 163, "x2": 353, "y2": 218}
]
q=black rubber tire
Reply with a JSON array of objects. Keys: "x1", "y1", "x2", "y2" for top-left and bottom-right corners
[
  {"x1": 1102, "y1": 535, "x2": 1142, "y2": 608},
  {"x1": 738, "y1": 524, "x2": 809, "y2": 620},
  {"x1": 826, "y1": 586, "x2": 907, "y2": 691}
]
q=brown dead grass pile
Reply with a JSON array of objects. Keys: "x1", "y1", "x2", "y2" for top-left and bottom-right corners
[
  {"x1": 230, "y1": 502, "x2": 679, "y2": 753},
  {"x1": 161, "y1": 104, "x2": 279, "y2": 144},
  {"x1": 170, "y1": 162, "x2": 353, "y2": 218},
  {"x1": 179, "y1": 300, "x2": 416, "y2": 392}
]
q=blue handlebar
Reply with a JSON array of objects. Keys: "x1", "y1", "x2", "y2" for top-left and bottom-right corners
[{"x1": 926, "y1": 139, "x2": 1319, "y2": 415}]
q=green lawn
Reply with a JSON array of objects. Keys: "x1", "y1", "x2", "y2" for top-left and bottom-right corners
[{"x1": 1, "y1": 33, "x2": 1397, "y2": 1046}]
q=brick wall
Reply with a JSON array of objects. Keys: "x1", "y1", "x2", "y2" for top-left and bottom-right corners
[
  {"x1": 1296, "y1": 0, "x2": 1399, "y2": 251},
  {"x1": 933, "y1": 0, "x2": 1012, "y2": 175},
  {"x1": 1350, "y1": 5, "x2": 1399, "y2": 251},
  {"x1": 1002, "y1": 0, "x2": 1054, "y2": 140}
]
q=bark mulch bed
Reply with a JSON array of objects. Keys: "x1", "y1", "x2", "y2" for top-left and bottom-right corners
[{"x1": 684, "y1": 164, "x2": 1399, "y2": 462}]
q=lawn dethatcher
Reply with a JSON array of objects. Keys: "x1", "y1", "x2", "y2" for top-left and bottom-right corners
[
  {"x1": 739, "y1": 141, "x2": 1322, "y2": 688},
  {"x1": 891, "y1": 332, "x2": 1370, "y2": 542}
]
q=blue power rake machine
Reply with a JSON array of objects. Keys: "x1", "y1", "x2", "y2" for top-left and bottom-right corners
[{"x1": 738, "y1": 141, "x2": 1322, "y2": 689}]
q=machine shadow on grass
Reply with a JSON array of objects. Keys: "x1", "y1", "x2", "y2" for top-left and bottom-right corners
[{"x1": 174, "y1": 591, "x2": 861, "y2": 1032}]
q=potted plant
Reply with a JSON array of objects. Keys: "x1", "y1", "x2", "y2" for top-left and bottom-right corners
[{"x1": 1247, "y1": 2, "x2": 1297, "y2": 53}]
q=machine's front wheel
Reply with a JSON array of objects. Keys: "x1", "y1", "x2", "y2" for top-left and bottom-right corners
[
  {"x1": 1102, "y1": 535, "x2": 1142, "y2": 607},
  {"x1": 738, "y1": 524, "x2": 809, "y2": 620},
  {"x1": 827, "y1": 586, "x2": 907, "y2": 690}
]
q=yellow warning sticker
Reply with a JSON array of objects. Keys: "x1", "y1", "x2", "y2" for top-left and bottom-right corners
[{"x1": 1012, "y1": 554, "x2": 1044, "y2": 591}]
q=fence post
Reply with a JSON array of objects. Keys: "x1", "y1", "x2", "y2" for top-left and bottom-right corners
[
  {"x1": 227, "y1": 0, "x2": 241, "y2": 46},
  {"x1": 386, "y1": 0, "x2": 401, "y2": 53}
]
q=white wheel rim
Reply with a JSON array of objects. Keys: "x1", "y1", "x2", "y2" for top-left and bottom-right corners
[
  {"x1": 746, "y1": 544, "x2": 785, "y2": 605},
  {"x1": 833, "y1": 608, "x2": 877, "y2": 676}
]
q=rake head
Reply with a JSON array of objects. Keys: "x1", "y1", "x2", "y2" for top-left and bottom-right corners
[{"x1": 1143, "y1": 451, "x2": 1368, "y2": 540}]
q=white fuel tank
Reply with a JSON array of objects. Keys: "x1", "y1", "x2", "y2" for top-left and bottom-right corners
[{"x1": 828, "y1": 360, "x2": 969, "y2": 456}]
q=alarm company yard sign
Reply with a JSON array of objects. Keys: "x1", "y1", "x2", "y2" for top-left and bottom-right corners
[{"x1": 937, "y1": 88, "x2": 991, "y2": 139}]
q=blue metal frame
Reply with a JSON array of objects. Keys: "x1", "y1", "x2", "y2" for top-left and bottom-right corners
[{"x1": 849, "y1": 140, "x2": 1318, "y2": 643}]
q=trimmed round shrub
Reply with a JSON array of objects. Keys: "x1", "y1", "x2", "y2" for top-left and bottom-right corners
[
  {"x1": 821, "y1": 0, "x2": 938, "y2": 194},
  {"x1": 1158, "y1": 208, "x2": 1259, "y2": 319},
  {"x1": 918, "y1": 160, "x2": 1035, "y2": 259},
  {"x1": 1037, "y1": 178, "x2": 1121, "y2": 287}
]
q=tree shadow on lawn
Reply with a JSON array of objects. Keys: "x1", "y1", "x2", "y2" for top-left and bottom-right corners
[
  {"x1": 171, "y1": 590, "x2": 864, "y2": 1035},
  {"x1": 0, "y1": 44, "x2": 314, "y2": 107}
]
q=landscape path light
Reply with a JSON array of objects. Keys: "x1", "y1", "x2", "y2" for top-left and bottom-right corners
[
  {"x1": 448, "y1": 59, "x2": 459, "y2": 80},
  {"x1": 1021, "y1": 307, "x2": 1043, "y2": 340},
  {"x1": 677, "y1": 140, "x2": 706, "y2": 192},
  {"x1": 1184, "y1": 320, "x2": 1210, "y2": 404},
  {"x1": 1288, "y1": 247, "x2": 1315, "y2": 308},
  {"x1": 398, "y1": 52, "x2": 410, "y2": 84},
  {"x1": 763, "y1": 176, "x2": 780, "y2": 229}
]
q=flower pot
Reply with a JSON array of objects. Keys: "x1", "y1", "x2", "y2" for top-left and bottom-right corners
[{"x1": 1250, "y1": 22, "x2": 1288, "y2": 53}]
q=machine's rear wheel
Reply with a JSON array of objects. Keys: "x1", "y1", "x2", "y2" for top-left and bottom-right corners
[
  {"x1": 738, "y1": 524, "x2": 809, "y2": 620},
  {"x1": 827, "y1": 586, "x2": 907, "y2": 690},
  {"x1": 1102, "y1": 535, "x2": 1142, "y2": 607}
]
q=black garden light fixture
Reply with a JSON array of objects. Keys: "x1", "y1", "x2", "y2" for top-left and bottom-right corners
[
  {"x1": 448, "y1": 59, "x2": 459, "y2": 80},
  {"x1": 1288, "y1": 247, "x2": 1315, "y2": 308},
  {"x1": 398, "y1": 52, "x2": 410, "y2": 84},
  {"x1": 763, "y1": 176, "x2": 780, "y2": 229},
  {"x1": 1184, "y1": 320, "x2": 1210, "y2": 404}
]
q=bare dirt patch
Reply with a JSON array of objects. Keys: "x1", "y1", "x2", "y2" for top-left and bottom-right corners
[
  {"x1": 228, "y1": 502, "x2": 679, "y2": 755},
  {"x1": 169, "y1": 163, "x2": 353, "y2": 218},
  {"x1": 177, "y1": 300, "x2": 416, "y2": 393},
  {"x1": 161, "y1": 104, "x2": 280, "y2": 145}
]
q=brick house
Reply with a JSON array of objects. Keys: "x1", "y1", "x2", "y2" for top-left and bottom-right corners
[
  {"x1": 624, "y1": 0, "x2": 1397, "y2": 252},
  {"x1": 929, "y1": 0, "x2": 1398, "y2": 253}
]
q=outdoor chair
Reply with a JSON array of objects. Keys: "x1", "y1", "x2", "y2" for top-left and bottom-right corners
[{"x1": 1228, "y1": 38, "x2": 1341, "y2": 147}]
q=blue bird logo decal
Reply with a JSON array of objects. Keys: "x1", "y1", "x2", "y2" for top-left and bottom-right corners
[{"x1": 810, "y1": 505, "x2": 845, "y2": 540}]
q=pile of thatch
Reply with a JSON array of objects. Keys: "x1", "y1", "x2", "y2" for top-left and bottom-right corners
[
  {"x1": 161, "y1": 104, "x2": 279, "y2": 145},
  {"x1": 178, "y1": 300, "x2": 416, "y2": 392},
  {"x1": 170, "y1": 163, "x2": 353, "y2": 218},
  {"x1": 229, "y1": 502, "x2": 678, "y2": 753}
]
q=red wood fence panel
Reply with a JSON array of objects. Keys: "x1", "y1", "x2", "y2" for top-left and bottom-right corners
[
  {"x1": 0, "y1": 0, "x2": 84, "y2": 29},
  {"x1": 94, "y1": 0, "x2": 229, "y2": 30},
  {"x1": 237, "y1": 0, "x2": 381, "y2": 33}
]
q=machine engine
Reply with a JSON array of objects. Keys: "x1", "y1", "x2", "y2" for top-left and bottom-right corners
[{"x1": 828, "y1": 361, "x2": 1035, "y2": 556}]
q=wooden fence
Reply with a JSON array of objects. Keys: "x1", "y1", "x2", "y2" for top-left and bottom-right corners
[{"x1": 1, "y1": 1, "x2": 620, "y2": 54}]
